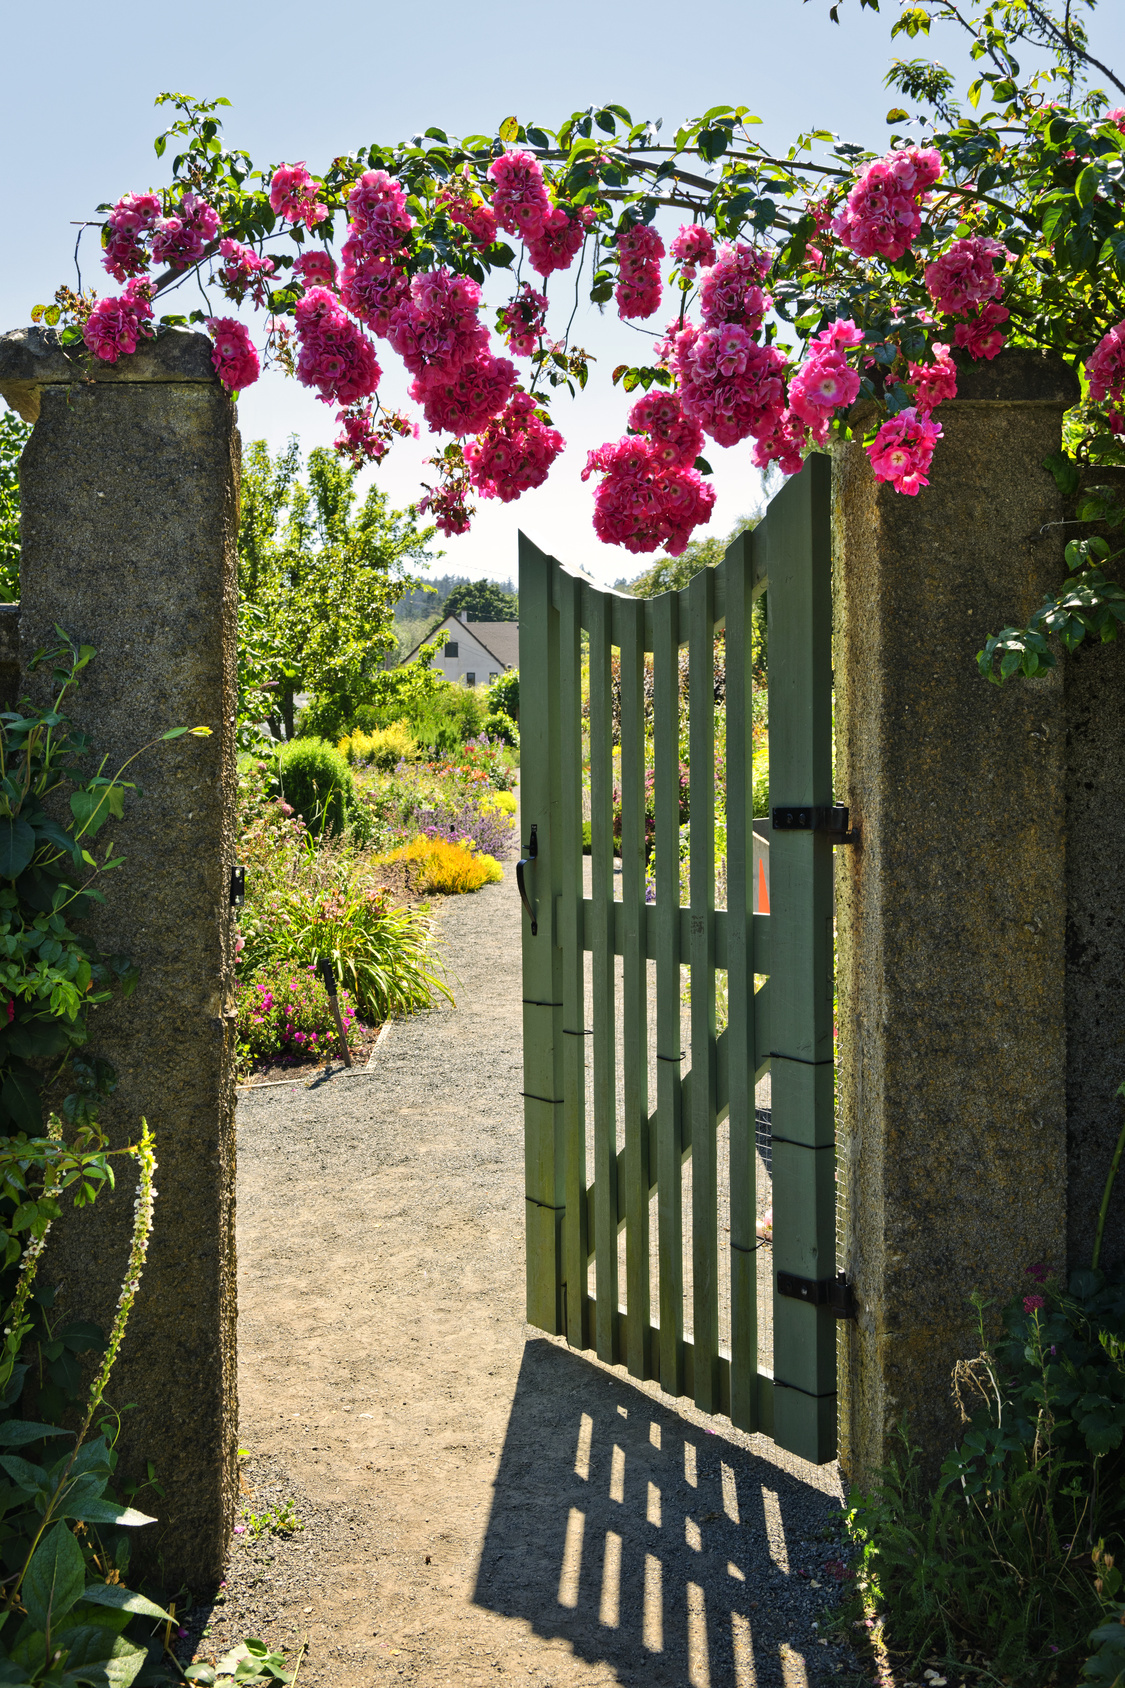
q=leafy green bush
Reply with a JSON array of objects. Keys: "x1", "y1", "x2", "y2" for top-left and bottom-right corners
[
  {"x1": 842, "y1": 1271, "x2": 1125, "y2": 1684},
  {"x1": 239, "y1": 863, "x2": 449, "y2": 1024},
  {"x1": 278, "y1": 737, "x2": 356, "y2": 834},
  {"x1": 486, "y1": 668, "x2": 519, "y2": 723},
  {"x1": 236, "y1": 965, "x2": 360, "y2": 1064},
  {"x1": 339, "y1": 723, "x2": 417, "y2": 770},
  {"x1": 409, "y1": 684, "x2": 486, "y2": 753},
  {"x1": 753, "y1": 756, "x2": 769, "y2": 818},
  {"x1": 482, "y1": 709, "x2": 519, "y2": 748}
]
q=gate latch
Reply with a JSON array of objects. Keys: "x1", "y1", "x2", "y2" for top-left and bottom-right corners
[
  {"x1": 777, "y1": 1270, "x2": 857, "y2": 1320},
  {"x1": 516, "y1": 824, "x2": 539, "y2": 936},
  {"x1": 771, "y1": 804, "x2": 859, "y2": 845}
]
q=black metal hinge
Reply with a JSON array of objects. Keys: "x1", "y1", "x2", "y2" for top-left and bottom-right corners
[
  {"x1": 230, "y1": 865, "x2": 246, "y2": 907},
  {"x1": 771, "y1": 804, "x2": 859, "y2": 845},
  {"x1": 777, "y1": 1270, "x2": 857, "y2": 1320}
]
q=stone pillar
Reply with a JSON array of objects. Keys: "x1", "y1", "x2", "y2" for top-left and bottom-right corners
[
  {"x1": 833, "y1": 350, "x2": 1077, "y2": 1487},
  {"x1": 0, "y1": 327, "x2": 238, "y2": 1587}
]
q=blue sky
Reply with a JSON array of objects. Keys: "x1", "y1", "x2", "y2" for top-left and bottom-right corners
[{"x1": 5, "y1": 0, "x2": 1125, "y2": 583}]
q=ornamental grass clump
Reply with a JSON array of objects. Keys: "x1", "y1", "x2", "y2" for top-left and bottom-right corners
[
  {"x1": 383, "y1": 835, "x2": 503, "y2": 895},
  {"x1": 236, "y1": 966, "x2": 360, "y2": 1064}
]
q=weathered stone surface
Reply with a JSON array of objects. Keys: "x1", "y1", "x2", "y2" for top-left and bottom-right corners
[
  {"x1": 1065, "y1": 465, "x2": 1125, "y2": 1272},
  {"x1": 0, "y1": 327, "x2": 215, "y2": 421},
  {"x1": 15, "y1": 330, "x2": 239, "y2": 1588},
  {"x1": 833, "y1": 350, "x2": 1076, "y2": 1487},
  {"x1": 0, "y1": 604, "x2": 18, "y2": 710}
]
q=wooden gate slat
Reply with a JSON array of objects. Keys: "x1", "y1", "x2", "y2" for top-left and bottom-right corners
[
  {"x1": 517, "y1": 536, "x2": 565, "y2": 1335},
  {"x1": 617, "y1": 595, "x2": 650, "y2": 1380},
  {"x1": 766, "y1": 456, "x2": 838, "y2": 1464},
  {"x1": 721, "y1": 531, "x2": 759, "y2": 1433},
  {"x1": 687, "y1": 565, "x2": 719, "y2": 1413},
  {"x1": 558, "y1": 568, "x2": 589, "y2": 1352},
  {"x1": 587, "y1": 584, "x2": 620, "y2": 1365},
  {"x1": 652, "y1": 588, "x2": 684, "y2": 1398}
]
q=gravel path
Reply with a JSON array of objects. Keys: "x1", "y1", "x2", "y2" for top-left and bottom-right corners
[{"x1": 186, "y1": 851, "x2": 857, "y2": 1687}]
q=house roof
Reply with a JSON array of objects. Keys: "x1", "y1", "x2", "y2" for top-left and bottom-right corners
[
  {"x1": 399, "y1": 613, "x2": 519, "y2": 670},
  {"x1": 463, "y1": 620, "x2": 519, "y2": 669}
]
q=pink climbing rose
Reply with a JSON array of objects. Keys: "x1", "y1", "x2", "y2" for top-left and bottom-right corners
[
  {"x1": 487, "y1": 151, "x2": 551, "y2": 239},
  {"x1": 1086, "y1": 321, "x2": 1125, "y2": 409},
  {"x1": 498, "y1": 285, "x2": 549, "y2": 357},
  {"x1": 582, "y1": 395, "x2": 715, "y2": 556},
  {"x1": 269, "y1": 162, "x2": 329, "y2": 229},
  {"x1": 206, "y1": 317, "x2": 260, "y2": 392},
  {"x1": 437, "y1": 187, "x2": 498, "y2": 251},
  {"x1": 292, "y1": 251, "x2": 339, "y2": 291},
  {"x1": 924, "y1": 236, "x2": 1008, "y2": 318},
  {"x1": 953, "y1": 300, "x2": 1009, "y2": 360},
  {"x1": 908, "y1": 342, "x2": 957, "y2": 413},
  {"x1": 151, "y1": 193, "x2": 220, "y2": 269},
  {"x1": 102, "y1": 191, "x2": 163, "y2": 281},
  {"x1": 346, "y1": 170, "x2": 413, "y2": 255},
  {"x1": 386, "y1": 268, "x2": 488, "y2": 377},
  {"x1": 411, "y1": 349, "x2": 517, "y2": 436},
  {"x1": 787, "y1": 318, "x2": 863, "y2": 444},
  {"x1": 615, "y1": 223, "x2": 665, "y2": 320},
  {"x1": 698, "y1": 242, "x2": 771, "y2": 330},
  {"x1": 294, "y1": 286, "x2": 382, "y2": 406},
  {"x1": 671, "y1": 223, "x2": 716, "y2": 279},
  {"x1": 216, "y1": 239, "x2": 276, "y2": 308},
  {"x1": 526, "y1": 204, "x2": 590, "y2": 277},
  {"x1": 866, "y1": 406, "x2": 943, "y2": 495},
  {"x1": 833, "y1": 146, "x2": 943, "y2": 261},
  {"x1": 82, "y1": 278, "x2": 154, "y2": 363},
  {"x1": 466, "y1": 391, "x2": 565, "y2": 501}
]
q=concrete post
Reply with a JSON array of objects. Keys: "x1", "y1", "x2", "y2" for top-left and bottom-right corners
[
  {"x1": 833, "y1": 350, "x2": 1078, "y2": 1487},
  {"x1": 0, "y1": 326, "x2": 239, "y2": 1587}
]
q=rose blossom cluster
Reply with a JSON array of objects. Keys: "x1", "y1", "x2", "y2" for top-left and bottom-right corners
[
  {"x1": 924, "y1": 235, "x2": 1010, "y2": 361},
  {"x1": 527, "y1": 204, "x2": 590, "y2": 277},
  {"x1": 438, "y1": 186, "x2": 498, "y2": 250},
  {"x1": 866, "y1": 406, "x2": 943, "y2": 495},
  {"x1": 293, "y1": 250, "x2": 338, "y2": 291},
  {"x1": 499, "y1": 284, "x2": 549, "y2": 356},
  {"x1": 616, "y1": 223, "x2": 666, "y2": 319},
  {"x1": 488, "y1": 150, "x2": 552, "y2": 240},
  {"x1": 340, "y1": 170, "x2": 413, "y2": 334},
  {"x1": 217, "y1": 239, "x2": 276, "y2": 307},
  {"x1": 151, "y1": 192, "x2": 221, "y2": 269},
  {"x1": 670, "y1": 224, "x2": 715, "y2": 280},
  {"x1": 268, "y1": 163, "x2": 329, "y2": 229},
  {"x1": 908, "y1": 342, "x2": 957, "y2": 412},
  {"x1": 663, "y1": 242, "x2": 785, "y2": 451},
  {"x1": 102, "y1": 192, "x2": 162, "y2": 281},
  {"x1": 1086, "y1": 321, "x2": 1125, "y2": 431},
  {"x1": 582, "y1": 392, "x2": 714, "y2": 555},
  {"x1": 466, "y1": 391, "x2": 565, "y2": 501},
  {"x1": 334, "y1": 403, "x2": 416, "y2": 467},
  {"x1": 385, "y1": 268, "x2": 515, "y2": 434},
  {"x1": 786, "y1": 319, "x2": 863, "y2": 443},
  {"x1": 294, "y1": 285, "x2": 381, "y2": 406},
  {"x1": 832, "y1": 146, "x2": 942, "y2": 260},
  {"x1": 83, "y1": 278, "x2": 155, "y2": 363},
  {"x1": 206, "y1": 316, "x2": 260, "y2": 392}
]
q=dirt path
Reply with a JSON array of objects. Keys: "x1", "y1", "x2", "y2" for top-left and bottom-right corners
[{"x1": 193, "y1": 855, "x2": 854, "y2": 1688}]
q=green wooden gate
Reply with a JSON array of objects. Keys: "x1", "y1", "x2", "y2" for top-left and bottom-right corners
[{"x1": 518, "y1": 455, "x2": 840, "y2": 1464}]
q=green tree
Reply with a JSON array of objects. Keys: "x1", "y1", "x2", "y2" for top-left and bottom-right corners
[
  {"x1": 621, "y1": 514, "x2": 760, "y2": 599},
  {"x1": 0, "y1": 411, "x2": 31, "y2": 602},
  {"x1": 238, "y1": 439, "x2": 436, "y2": 740},
  {"x1": 444, "y1": 579, "x2": 518, "y2": 621}
]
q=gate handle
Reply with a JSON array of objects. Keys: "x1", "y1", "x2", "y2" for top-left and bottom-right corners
[{"x1": 517, "y1": 823, "x2": 538, "y2": 936}]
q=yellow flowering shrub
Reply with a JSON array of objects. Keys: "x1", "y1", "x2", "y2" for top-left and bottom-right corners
[{"x1": 384, "y1": 835, "x2": 503, "y2": 894}]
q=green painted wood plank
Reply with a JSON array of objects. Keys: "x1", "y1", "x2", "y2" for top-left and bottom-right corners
[
  {"x1": 762, "y1": 457, "x2": 838, "y2": 1460},
  {"x1": 558, "y1": 568, "x2": 589, "y2": 1352},
  {"x1": 721, "y1": 528, "x2": 759, "y2": 1434},
  {"x1": 687, "y1": 564, "x2": 719, "y2": 1413},
  {"x1": 518, "y1": 534, "x2": 566, "y2": 1335},
  {"x1": 587, "y1": 583, "x2": 619, "y2": 1365},
  {"x1": 617, "y1": 594, "x2": 650, "y2": 1379},
  {"x1": 652, "y1": 588, "x2": 684, "y2": 1398}
]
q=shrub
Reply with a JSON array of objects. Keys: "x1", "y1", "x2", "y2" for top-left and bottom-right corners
[
  {"x1": 486, "y1": 668, "x2": 519, "y2": 723},
  {"x1": 842, "y1": 1270, "x2": 1125, "y2": 1685},
  {"x1": 294, "y1": 692, "x2": 353, "y2": 743},
  {"x1": 410, "y1": 683, "x2": 487, "y2": 752},
  {"x1": 237, "y1": 965, "x2": 360, "y2": 1063},
  {"x1": 383, "y1": 836, "x2": 503, "y2": 894},
  {"x1": 240, "y1": 867, "x2": 449, "y2": 1024},
  {"x1": 482, "y1": 790, "x2": 517, "y2": 816},
  {"x1": 753, "y1": 755, "x2": 769, "y2": 818},
  {"x1": 278, "y1": 736, "x2": 356, "y2": 834},
  {"x1": 339, "y1": 722, "x2": 417, "y2": 770},
  {"x1": 482, "y1": 708, "x2": 519, "y2": 747}
]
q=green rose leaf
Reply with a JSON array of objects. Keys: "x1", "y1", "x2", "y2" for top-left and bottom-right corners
[{"x1": 0, "y1": 818, "x2": 35, "y2": 881}]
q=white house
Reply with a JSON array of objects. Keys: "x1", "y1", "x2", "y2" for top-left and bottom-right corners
[{"x1": 402, "y1": 614, "x2": 519, "y2": 687}]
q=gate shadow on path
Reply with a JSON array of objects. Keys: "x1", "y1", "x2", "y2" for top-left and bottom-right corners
[{"x1": 473, "y1": 1337, "x2": 840, "y2": 1687}]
